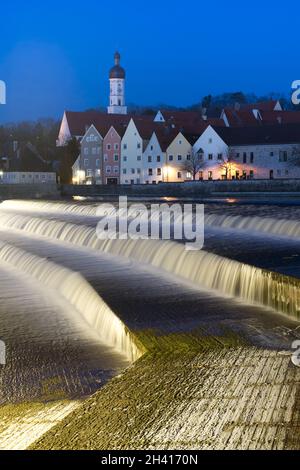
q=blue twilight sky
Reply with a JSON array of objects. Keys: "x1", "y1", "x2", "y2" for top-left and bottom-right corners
[{"x1": 0, "y1": 0, "x2": 298, "y2": 123}]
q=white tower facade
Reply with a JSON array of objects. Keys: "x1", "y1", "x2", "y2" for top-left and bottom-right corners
[{"x1": 107, "y1": 52, "x2": 127, "y2": 115}]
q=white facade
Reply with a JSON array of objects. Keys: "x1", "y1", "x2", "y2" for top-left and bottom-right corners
[
  {"x1": 108, "y1": 78, "x2": 127, "y2": 115},
  {"x1": 57, "y1": 112, "x2": 72, "y2": 146},
  {"x1": 142, "y1": 133, "x2": 166, "y2": 184},
  {"x1": 193, "y1": 126, "x2": 229, "y2": 180},
  {"x1": 120, "y1": 119, "x2": 144, "y2": 184},
  {"x1": 193, "y1": 125, "x2": 300, "y2": 180}
]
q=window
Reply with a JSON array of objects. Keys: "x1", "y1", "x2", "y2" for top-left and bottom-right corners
[
  {"x1": 87, "y1": 169, "x2": 93, "y2": 177},
  {"x1": 208, "y1": 154, "x2": 213, "y2": 160},
  {"x1": 169, "y1": 155, "x2": 173, "y2": 161},
  {"x1": 270, "y1": 151, "x2": 274, "y2": 157},
  {"x1": 123, "y1": 169, "x2": 127, "y2": 174},
  {"x1": 84, "y1": 148, "x2": 88, "y2": 155},
  {"x1": 157, "y1": 156, "x2": 161, "y2": 162},
  {"x1": 279, "y1": 151, "x2": 288, "y2": 162},
  {"x1": 84, "y1": 159, "x2": 89, "y2": 167},
  {"x1": 187, "y1": 154, "x2": 191, "y2": 160},
  {"x1": 137, "y1": 168, "x2": 141, "y2": 174},
  {"x1": 137, "y1": 143, "x2": 141, "y2": 149},
  {"x1": 250, "y1": 152, "x2": 254, "y2": 163},
  {"x1": 148, "y1": 156, "x2": 152, "y2": 163},
  {"x1": 106, "y1": 144, "x2": 111, "y2": 150},
  {"x1": 177, "y1": 171, "x2": 182, "y2": 179},
  {"x1": 137, "y1": 155, "x2": 141, "y2": 161},
  {"x1": 131, "y1": 168, "x2": 135, "y2": 174},
  {"x1": 114, "y1": 143, "x2": 119, "y2": 150},
  {"x1": 96, "y1": 159, "x2": 100, "y2": 168},
  {"x1": 236, "y1": 153, "x2": 240, "y2": 158},
  {"x1": 123, "y1": 156, "x2": 127, "y2": 162},
  {"x1": 249, "y1": 170, "x2": 254, "y2": 179},
  {"x1": 285, "y1": 170, "x2": 289, "y2": 176},
  {"x1": 92, "y1": 147, "x2": 97, "y2": 155},
  {"x1": 157, "y1": 168, "x2": 162, "y2": 176},
  {"x1": 277, "y1": 169, "x2": 281, "y2": 176},
  {"x1": 243, "y1": 153, "x2": 247, "y2": 163},
  {"x1": 217, "y1": 153, "x2": 223, "y2": 160},
  {"x1": 148, "y1": 169, "x2": 153, "y2": 176},
  {"x1": 208, "y1": 138, "x2": 212, "y2": 144},
  {"x1": 186, "y1": 172, "x2": 192, "y2": 179},
  {"x1": 150, "y1": 145, "x2": 153, "y2": 151},
  {"x1": 178, "y1": 140, "x2": 182, "y2": 145},
  {"x1": 104, "y1": 154, "x2": 108, "y2": 162},
  {"x1": 113, "y1": 166, "x2": 119, "y2": 173},
  {"x1": 208, "y1": 171, "x2": 213, "y2": 180},
  {"x1": 177, "y1": 155, "x2": 182, "y2": 161},
  {"x1": 123, "y1": 143, "x2": 127, "y2": 150},
  {"x1": 114, "y1": 155, "x2": 119, "y2": 161},
  {"x1": 106, "y1": 166, "x2": 111, "y2": 174}
]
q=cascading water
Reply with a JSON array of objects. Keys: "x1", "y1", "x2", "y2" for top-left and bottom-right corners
[
  {"x1": 205, "y1": 213, "x2": 300, "y2": 240},
  {"x1": 0, "y1": 205, "x2": 300, "y2": 320},
  {"x1": 0, "y1": 241, "x2": 142, "y2": 362}
]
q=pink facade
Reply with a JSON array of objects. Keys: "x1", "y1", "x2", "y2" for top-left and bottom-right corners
[{"x1": 103, "y1": 126, "x2": 121, "y2": 184}]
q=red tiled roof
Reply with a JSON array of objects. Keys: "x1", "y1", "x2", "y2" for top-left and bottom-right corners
[
  {"x1": 65, "y1": 111, "x2": 154, "y2": 138},
  {"x1": 241, "y1": 100, "x2": 280, "y2": 112},
  {"x1": 213, "y1": 123, "x2": 300, "y2": 146},
  {"x1": 223, "y1": 109, "x2": 260, "y2": 127},
  {"x1": 261, "y1": 111, "x2": 300, "y2": 125}
]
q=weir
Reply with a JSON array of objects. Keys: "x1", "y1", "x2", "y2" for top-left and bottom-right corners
[
  {"x1": 0, "y1": 242, "x2": 142, "y2": 362},
  {"x1": 0, "y1": 203, "x2": 300, "y2": 320}
]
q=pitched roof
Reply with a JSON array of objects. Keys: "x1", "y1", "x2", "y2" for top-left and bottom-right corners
[
  {"x1": 65, "y1": 111, "x2": 154, "y2": 138},
  {"x1": 213, "y1": 123, "x2": 300, "y2": 146},
  {"x1": 261, "y1": 111, "x2": 300, "y2": 125},
  {"x1": 222, "y1": 108, "x2": 260, "y2": 127},
  {"x1": 241, "y1": 100, "x2": 280, "y2": 112}
]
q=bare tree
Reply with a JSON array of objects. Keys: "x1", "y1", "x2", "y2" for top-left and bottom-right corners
[
  {"x1": 182, "y1": 149, "x2": 204, "y2": 180},
  {"x1": 219, "y1": 148, "x2": 236, "y2": 179}
]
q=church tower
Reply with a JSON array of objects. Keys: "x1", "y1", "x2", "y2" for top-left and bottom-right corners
[{"x1": 107, "y1": 51, "x2": 127, "y2": 115}]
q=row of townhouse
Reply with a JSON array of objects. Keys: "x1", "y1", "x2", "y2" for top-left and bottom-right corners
[{"x1": 73, "y1": 118, "x2": 300, "y2": 183}]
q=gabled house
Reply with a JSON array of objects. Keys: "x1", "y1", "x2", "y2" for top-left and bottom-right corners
[
  {"x1": 103, "y1": 126, "x2": 122, "y2": 184},
  {"x1": 192, "y1": 124, "x2": 300, "y2": 180},
  {"x1": 73, "y1": 125, "x2": 102, "y2": 184},
  {"x1": 165, "y1": 132, "x2": 194, "y2": 182}
]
